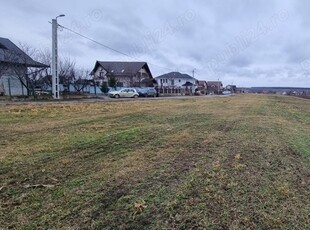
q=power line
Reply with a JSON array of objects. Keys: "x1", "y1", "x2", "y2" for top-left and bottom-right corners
[
  {"x1": 59, "y1": 24, "x2": 136, "y2": 60},
  {"x1": 58, "y1": 24, "x2": 177, "y2": 73}
]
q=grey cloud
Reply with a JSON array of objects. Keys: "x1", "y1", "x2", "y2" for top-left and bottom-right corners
[
  {"x1": 284, "y1": 43, "x2": 310, "y2": 64},
  {"x1": 229, "y1": 55, "x2": 252, "y2": 68},
  {"x1": 1, "y1": 0, "x2": 310, "y2": 87}
]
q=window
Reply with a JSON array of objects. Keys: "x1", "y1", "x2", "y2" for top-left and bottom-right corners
[
  {"x1": 161, "y1": 79, "x2": 168, "y2": 84},
  {"x1": 171, "y1": 79, "x2": 174, "y2": 85},
  {"x1": 99, "y1": 72, "x2": 105, "y2": 77},
  {"x1": 179, "y1": 79, "x2": 181, "y2": 83}
]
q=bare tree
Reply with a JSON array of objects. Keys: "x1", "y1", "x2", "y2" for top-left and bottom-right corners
[
  {"x1": 32, "y1": 51, "x2": 84, "y2": 94},
  {"x1": 7, "y1": 43, "x2": 49, "y2": 97},
  {"x1": 13, "y1": 43, "x2": 77, "y2": 97},
  {"x1": 59, "y1": 57, "x2": 76, "y2": 91},
  {"x1": 70, "y1": 68, "x2": 91, "y2": 94},
  {"x1": 31, "y1": 50, "x2": 75, "y2": 90},
  {"x1": 36, "y1": 48, "x2": 52, "y2": 88}
]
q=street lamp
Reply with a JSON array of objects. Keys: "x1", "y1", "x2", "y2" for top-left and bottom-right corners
[{"x1": 52, "y1": 14, "x2": 65, "y2": 99}]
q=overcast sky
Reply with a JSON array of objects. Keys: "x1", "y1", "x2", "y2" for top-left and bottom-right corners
[{"x1": 1, "y1": 0, "x2": 310, "y2": 87}]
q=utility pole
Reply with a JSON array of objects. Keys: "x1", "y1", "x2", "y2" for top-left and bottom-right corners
[
  {"x1": 192, "y1": 68, "x2": 197, "y2": 84},
  {"x1": 192, "y1": 68, "x2": 196, "y2": 95},
  {"x1": 52, "y1": 14, "x2": 65, "y2": 99}
]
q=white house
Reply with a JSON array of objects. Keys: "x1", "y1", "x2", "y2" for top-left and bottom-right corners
[{"x1": 155, "y1": 72, "x2": 198, "y2": 94}]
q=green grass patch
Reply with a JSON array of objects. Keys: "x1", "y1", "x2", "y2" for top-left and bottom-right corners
[{"x1": 0, "y1": 95, "x2": 309, "y2": 229}]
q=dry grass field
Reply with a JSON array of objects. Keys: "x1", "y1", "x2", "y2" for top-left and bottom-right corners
[{"x1": 0, "y1": 95, "x2": 309, "y2": 229}]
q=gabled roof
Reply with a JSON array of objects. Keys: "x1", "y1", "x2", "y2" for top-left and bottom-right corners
[
  {"x1": 0, "y1": 37, "x2": 48, "y2": 68},
  {"x1": 155, "y1": 72, "x2": 196, "y2": 80},
  {"x1": 92, "y1": 61, "x2": 153, "y2": 77}
]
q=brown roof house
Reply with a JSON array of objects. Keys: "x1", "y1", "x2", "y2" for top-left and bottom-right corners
[
  {"x1": 206, "y1": 81, "x2": 223, "y2": 95},
  {"x1": 0, "y1": 37, "x2": 48, "y2": 96},
  {"x1": 91, "y1": 61, "x2": 156, "y2": 88}
]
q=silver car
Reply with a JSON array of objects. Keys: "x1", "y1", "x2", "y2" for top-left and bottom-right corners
[{"x1": 109, "y1": 88, "x2": 139, "y2": 98}]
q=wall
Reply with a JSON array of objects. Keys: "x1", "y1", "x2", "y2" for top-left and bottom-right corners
[
  {"x1": 0, "y1": 65, "x2": 28, "y2": 96},
  {"x1": 94, "y1": 66, "x2": 108, "y2": 83}
]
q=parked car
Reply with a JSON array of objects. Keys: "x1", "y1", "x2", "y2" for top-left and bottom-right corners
[
  {"x1": 222, "y1": 90, "x2": 232, "y2": 95},
  {"x1": 138, "y1": 88, "x2": 158, "y2": 97},
  {"x1": 109, "y1": 88, "x2": 139, "y2": 98}
]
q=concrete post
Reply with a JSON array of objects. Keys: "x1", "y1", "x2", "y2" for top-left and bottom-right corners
[{"x1": 52, "y1": 19, "x2": 60, "y2": 99}]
